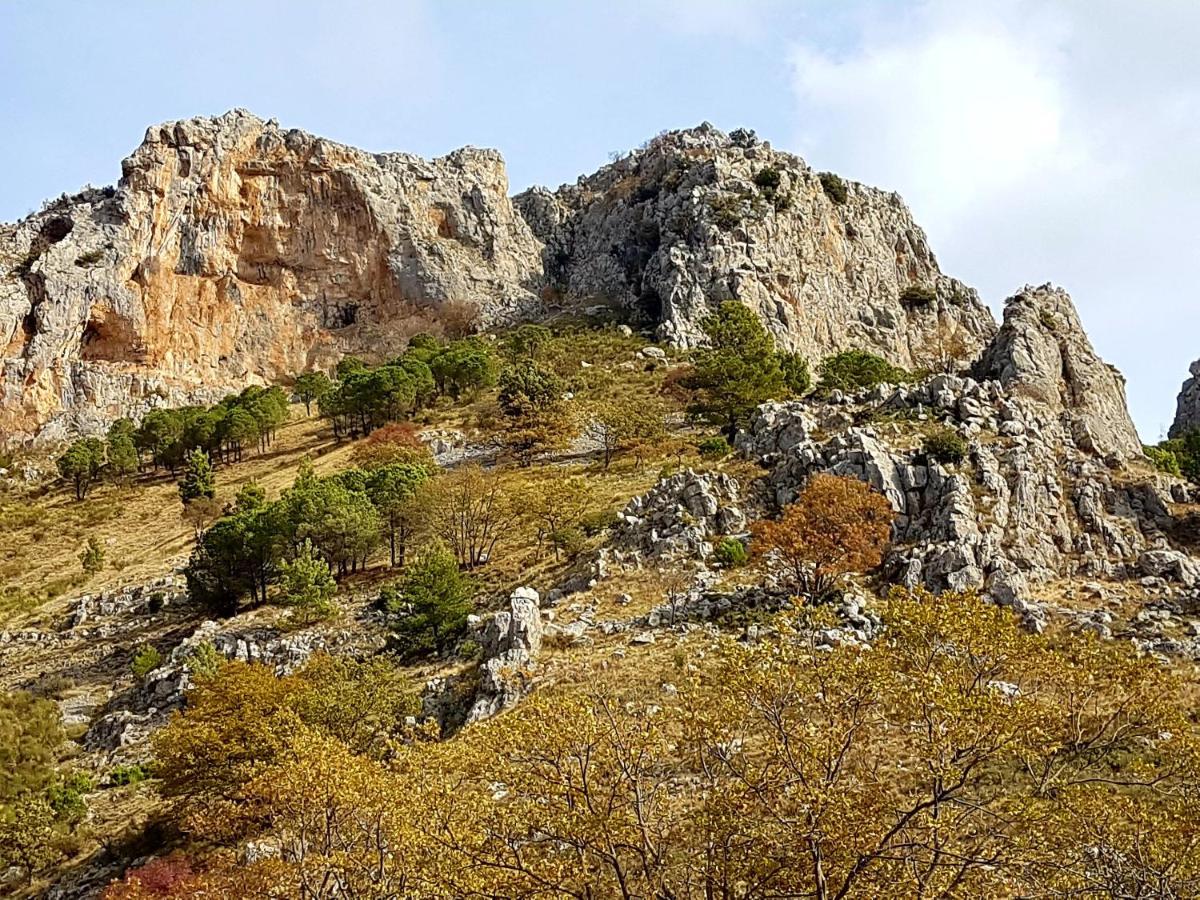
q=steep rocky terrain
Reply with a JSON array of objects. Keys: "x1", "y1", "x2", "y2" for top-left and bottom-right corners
[
  {"x1": 11, "y1": 112, "x2": 1200, "y2": 898},
  {"x1": 1171, "y1": 358, "x2": 1200, "y2": 437},
  {"x1": 1, "y1": 110, "x2": 543, "y2": 441},
  {"x1": 516, "y1": 123, "x2": 996, "y2": 359},
  {"x1": 3, "y1": 115, "x2": 1003, "y2": 442}
]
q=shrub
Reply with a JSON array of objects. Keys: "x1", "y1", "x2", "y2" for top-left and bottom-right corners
[
  {"x1": 178, "y1": 449, "x2": 216, "y2": 505},
  {"x1": 0, "y1": 690, "x2": 65, "y2": 802},
  {"x1": 131, "y1": 645, "x2": 163, "y2": 680},
  {"x1": 779, "y1": 351, "x2": 812, "y2": 395},
  {"x1": 697, "y1": 436, "x2": 730, "y2": 460},
  {"x1": 753, "y1": 167, "x2": 782, "y2": 192},
  {"x1": 79, "y1": 535, "x2": 106, "y2": 576},
  {"x1": 277, "y1": 539, "x2": 338, "y2": 624},
  {"x1": 580, "y1": 508, "x2": 620, "y2": 537},
  {"x1": 713, "y1": 537, "x2": 749, "y2": 568},
  {"x1": 818, "y1": 171, "x2": 848, "y2": 204},
  {"x1": 351, "y1": 422, "x2": 431, "y2": 469},
  {"x1": 46, "y1": 771, "x2": 94, "y2": 824},
  {"x1": 108, "y1": 764, "x2": 148, "y2": 787},
  {"x1": 1146, "y1": 444, "x2": 1182, "y2": 476},
  {"x1": 899, "y1": 285, "x2": 937, "y2": 308},
  {"x1": 817, "y1": 350, "x2": 910, "y2": 395},
  {"x1": 550, "y1": 526, "x2": 587, "y2": 561},
  {"x1": 923, "y1": 427, "x2": 968, "y2": 465},
  {"x1": 684, "y1": 301, "x2": 789, "y2": 436}
]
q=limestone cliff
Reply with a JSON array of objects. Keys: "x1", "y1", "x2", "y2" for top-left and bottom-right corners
[
  {"x1": 1170, "y1": 360, "x2": 1200, "y2": 438},
  {"x1": 975, "y1": 284, "x2": 1143, "y2": 460},
  {"x1": 3, "y1": 115, "x2": 1140, "y2": 446},
  {"x1": 515, "y1": 124, "x2": 997, "y2": 365},
  {"x1": 0, "y1": 110, "x2": 543, "y2": 441}
]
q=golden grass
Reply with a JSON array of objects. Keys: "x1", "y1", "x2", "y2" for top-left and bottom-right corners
[{"x1": 0, "y1": 407, "x2": 358, "y2": 626}]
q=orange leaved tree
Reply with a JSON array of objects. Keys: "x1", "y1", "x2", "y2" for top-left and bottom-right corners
[{"x1": 753, "y1": 472, "x2": 893, "y2": 596}]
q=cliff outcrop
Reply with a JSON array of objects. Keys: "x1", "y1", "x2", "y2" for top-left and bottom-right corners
[
  {"x1": 515, "y1": 123, "x2": 996, "y2": 363},
  {"x1": 0, "y1": 109, "x2": 543, "y2": 440}
]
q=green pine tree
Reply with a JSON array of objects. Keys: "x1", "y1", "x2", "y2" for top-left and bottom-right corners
[
  {"x1": 277, "y1": 539, "x2": 337, "y2": 624},
  {"x1": 179, "y1": 449, "x2": 216, "y2": 506}
]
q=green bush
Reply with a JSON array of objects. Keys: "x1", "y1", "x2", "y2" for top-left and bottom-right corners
[
  {"x1": 46, "y1": 771, "x2": 94, "y2": 824},
  {"x1": 899, "y1": 285, "x2": 937, "y2": 308},
  {"x1": 131, "y1": 645, "x2": 163, "y2": 680},
  {"x1": 550, "y1": 526, "x2": 587, "y2": 561},
  {"x1": 108, "y1": 764, "x2": 148, "y2": 787},
  {"x1": 779, "y1": 351, "x2": 812, "y2": 395},
  {"x1": 382, "y1": 546, "x2": 474, "y2": 657},
  {"x1": 1145, "y1": 444, "x2": 1182, "y2": 476},
  {"x1": 923, "y1": 427, "x2": 968, "y2": 465},
  {"x1": 817, "y1": 350, "x2": 910, "y2": 395},
  {"x1": 753, "y1": 168, "x2": 782, "y2": 192},
  {"x1": 1147, "y1": 433, "x2": 1200, "y2": 481},
  {"x1": 79, "y1": 536, "x2": 105, "y2": 576},
  {"x1": 713, "y1": 537, "x2": 749, "y2": 568},
  {"x1": 580, "y1": 508, "x2": 620, "y2": 537},
  {"x1": 818, "y1": 172, "x2": 848, "y2": 205},
  {"x1": 697, "y1": 436, "x2": 731, "y2": 460}
]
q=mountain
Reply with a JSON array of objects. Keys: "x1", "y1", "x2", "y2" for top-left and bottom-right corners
[
  {"x1": 0, "y1": 110, "x2": 543, "y2": 442},
  {"x1": 1, "y1": 113, "x2": 1003, "y2": 442}
]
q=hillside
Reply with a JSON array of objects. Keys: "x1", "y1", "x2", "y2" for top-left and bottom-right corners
[{"x1": 3, "y1": 117, "x2": 1200, "y2": 899}]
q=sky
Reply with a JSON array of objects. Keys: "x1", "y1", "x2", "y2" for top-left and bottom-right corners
[{"x1": 2, "y1": 0, "x2": 1197, "y2": 438}]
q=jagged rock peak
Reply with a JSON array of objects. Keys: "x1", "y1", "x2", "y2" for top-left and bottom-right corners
[
  {"x1": 1, "y1": 109, "x2": 543, "y2": 441},
  {"x1": 975, "y1": 284, "x2": 1142, "y2": 460},
  {"x1": 515, "y1": 122, "x2": 997, "y2": 365},
  {"x1": 1169, "y1": 359, "x2": 1200, "y2": 439}
]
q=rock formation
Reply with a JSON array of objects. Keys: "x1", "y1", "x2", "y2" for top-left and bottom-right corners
[
  {"x1": 3, "y1": 115, "x2": 1143, "y2": 447},
  {"x1": 1, "y1": 109, "x2": 543, "y2": 440},
  {"x1": 730, "y1": 289, "x2": 1169, "y2": 627},
  {"x1": 1170, "y1": 359, "x2": 1200, "y2": 438},
  {"x1": 975, "y1": 285, "x2": 1143, "y2": 460},
  {"x1": 515, "y1": 124, "x2": 996, "y2": 362}
]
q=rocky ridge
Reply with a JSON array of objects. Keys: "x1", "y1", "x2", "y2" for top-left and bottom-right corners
[
  {"x1": 731, "y1": 286, "x2": 1170, "y2": 620},
  {"x1": 1, "y1": 109, "x2": 543, "y2": 441},
  {"x1": 516, "y1": 123, "x2": 996, "y2": 361},
  {"x1": 5, "y1": 114, "x2": 1012, "y2": 442},
  {"x1": 1170, "y1": 358, "x2": 1200, "y2": 438}
]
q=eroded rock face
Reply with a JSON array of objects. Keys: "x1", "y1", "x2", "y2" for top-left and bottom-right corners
[
  {"x1": 975, "y1": 285, "x2": 1143, "y2": 460},
  {"x1": 1, "y1": 109, "x2": 543, "y2": 441},
  {"x1": 613, "y1": 468, "x2": 746, "y2": 560},
  {"x1": 1169, "y1": 359, "x2": 1200, "y2": 438},
  {"x1": 738, "y1": 370, "x2": 1176, "y2": 614},
  {"x1": 515, "y1": 123, "x2": 996, "y2": 363}
]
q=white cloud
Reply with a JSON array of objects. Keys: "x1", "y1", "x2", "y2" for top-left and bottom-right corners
[{"x1": 787, "y1": 1, "x2": 1200, "y2": 438}]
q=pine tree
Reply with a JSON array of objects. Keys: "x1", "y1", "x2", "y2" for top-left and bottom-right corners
[
  {"x1": 179, "y1": 449, "x2": 216, "y2": 506},
  {"x1": 277, "y1": 539, "x2": 338, "y2": 624}
]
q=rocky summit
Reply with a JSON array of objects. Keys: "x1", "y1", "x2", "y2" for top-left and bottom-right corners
[
  {"x1": 1, "y1": 114, "x2": 1007, "y2": 442},
  {"x1": 1, "y1": 110, "x2": 544, "y2": 442}
]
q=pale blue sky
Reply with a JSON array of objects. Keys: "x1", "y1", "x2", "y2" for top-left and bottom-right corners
[{"x1": 3, "y1": 1, "x2": 1198, "y2": 438}]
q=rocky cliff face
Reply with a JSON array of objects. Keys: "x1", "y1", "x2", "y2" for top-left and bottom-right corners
[
  {"x1": 515, "y1": 124, "x2": 996, "y2": 364},
  {"x1": 1170, "y1": 360, "x2": 1200, "y2": 438},
  {"x1": 3, "y1": 115, "x2": 1139, "y2": 446},
  {"x1": 975, "y1": 284, "x2": 1143, "y2": 461},
  {"x1": 0, "y1": 109, "x2": 543, "y2": 440}
]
